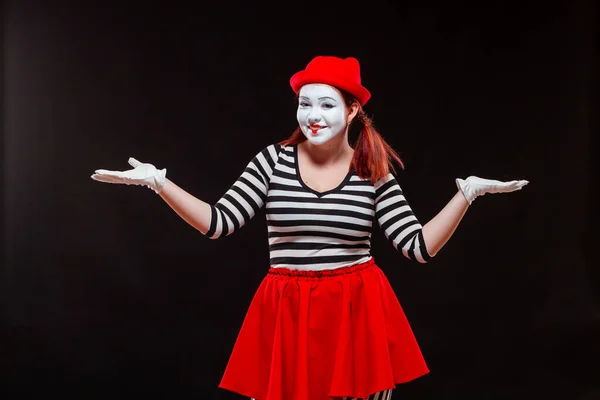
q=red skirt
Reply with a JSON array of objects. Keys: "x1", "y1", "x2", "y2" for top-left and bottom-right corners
[{"x1": 218, "y1": 258, "x2": 429, "y2": 400}]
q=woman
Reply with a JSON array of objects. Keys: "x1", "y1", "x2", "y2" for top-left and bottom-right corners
[{"x1": 92, "y1": 56, "x2": 528, "y2": 400}]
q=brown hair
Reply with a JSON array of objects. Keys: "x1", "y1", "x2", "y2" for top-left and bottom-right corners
[{"x1": 278, "y1": 90, "x2": 404, "y2": 183}]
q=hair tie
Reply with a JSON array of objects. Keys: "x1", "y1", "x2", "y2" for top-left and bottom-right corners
[{"x1": 359, "y1": 112, "x2": 369, "y2": 124}]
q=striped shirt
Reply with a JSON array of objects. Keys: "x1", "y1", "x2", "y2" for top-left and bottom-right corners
[{"x1": 206, "y1": 143, "x2": 431, "y2": 270}]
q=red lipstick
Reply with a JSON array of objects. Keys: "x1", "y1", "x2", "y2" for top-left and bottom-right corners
[{"x1": 309, "y1": 124, "x2": 324, "y2": 135}]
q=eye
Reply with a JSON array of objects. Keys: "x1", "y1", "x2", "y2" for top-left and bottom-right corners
[
  {"x1": 321, "y1": 103, "x2": 334, "y2": 109},
  {"x1": 299, "y1": 101, "x2": 310, "y2": 107}
]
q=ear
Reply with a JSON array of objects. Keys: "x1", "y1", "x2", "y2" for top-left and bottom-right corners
[{"x1": 347, "y1": 102, "x2": 360, "y2": 124}]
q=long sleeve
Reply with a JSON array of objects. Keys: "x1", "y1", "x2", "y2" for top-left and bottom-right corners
[
  {"x1": 374, "y1": 173, "x2": 431, "y2": 263},
  {"x1": 206, "y1": 144, "x2": 281, "y2": 239}
]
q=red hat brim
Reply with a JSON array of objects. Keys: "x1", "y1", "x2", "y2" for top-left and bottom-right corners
[{"x1": 290, "y1": 70, "x2": 371, "y2": 106}]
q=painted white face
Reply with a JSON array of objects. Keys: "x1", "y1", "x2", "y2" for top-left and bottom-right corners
[{"x1": 297, "y1": 84, "x2": 348, "y2": 145}]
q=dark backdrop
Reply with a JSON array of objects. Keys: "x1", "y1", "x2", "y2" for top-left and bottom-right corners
[{"x1": 2, "y1": 1, "x2": 598, "y2": 399}]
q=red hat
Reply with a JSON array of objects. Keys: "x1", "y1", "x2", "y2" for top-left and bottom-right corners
[{"x1": 290, "y1": 56, "x2": 371, "y2": 106}]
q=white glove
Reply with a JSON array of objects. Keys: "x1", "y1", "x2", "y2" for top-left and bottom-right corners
[
  {"x1": 456, "y1": 176, "x2": 529, "y2": 205},
  {"x1": 91, "y1": 158, "x2": 167, "y2": 194}
]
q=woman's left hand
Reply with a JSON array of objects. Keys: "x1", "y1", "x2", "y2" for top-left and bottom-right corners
[{"x1": 456, "y1": 176, "x2": 529, "y2": 205}]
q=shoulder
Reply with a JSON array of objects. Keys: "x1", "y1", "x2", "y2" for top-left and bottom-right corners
[
  {"x1": 250, "y1": 143, "x2": 292, "y2": 173},
  {"x1": 252, "y1": 143, "x2": 283, "y2": 162},
  {"x1": 374, "y1": 172, "x2": 398, "y2": 191},
  {"x1": 262, "y1": 143, "x2": 296, "y2": 161}
]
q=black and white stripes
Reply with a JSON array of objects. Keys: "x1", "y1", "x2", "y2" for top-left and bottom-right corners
[
  {"x1": 206, "y1": 143, "x2": 430, "y2": 270},
  {"x1": 206, "y1": 144, "x2": 279, "y2": 238},
  {"x1": 375, "y1": 174, "x2": 430, "y2": 263}
]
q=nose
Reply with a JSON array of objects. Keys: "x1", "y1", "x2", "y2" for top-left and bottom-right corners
[{"x1": 307, "y1": 109, "x2": 322, "y2": 124}]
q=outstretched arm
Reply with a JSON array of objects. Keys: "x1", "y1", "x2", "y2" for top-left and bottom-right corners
[
  {"x1": 375, "y1": 174, "x2": 528, "y2": 263},
  {"x1": 422, "y1": 176, "x2": 529, "y2": 256},
  {"x1": 92, "y1": 158, "x2": 214, "y2": 234},
  {"x1": 91, "y1": 144, "x2": 281, "y2": 238}
]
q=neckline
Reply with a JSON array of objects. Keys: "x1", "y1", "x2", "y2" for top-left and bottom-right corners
[{"x1": 294, "y1": 143, "x2": 354, "y2": 198}]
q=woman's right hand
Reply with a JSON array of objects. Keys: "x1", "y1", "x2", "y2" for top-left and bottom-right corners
[{"x1": 91, "y1": 158, "x2": 167, "y2": 194}]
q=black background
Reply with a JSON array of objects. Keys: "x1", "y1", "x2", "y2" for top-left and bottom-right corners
[{"x1": 2, "y1": 0, "x2": 598, "y2": 399}]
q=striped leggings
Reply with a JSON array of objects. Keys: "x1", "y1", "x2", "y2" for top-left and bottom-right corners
[{"x1": 251, "y1": 389, "x2": 393, "y2": 400}]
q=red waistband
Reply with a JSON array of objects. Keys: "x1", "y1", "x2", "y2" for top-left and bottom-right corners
[{"x1": 267, "y1": 257, "x2": 376, "y2": 278}]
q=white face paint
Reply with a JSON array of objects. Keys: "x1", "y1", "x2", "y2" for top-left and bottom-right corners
[{"x1": 297, "y1": 84, "x2": 349, "y2": 146}]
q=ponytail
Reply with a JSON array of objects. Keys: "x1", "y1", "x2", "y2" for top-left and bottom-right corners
[{"x1": 351, "y1": 109, "x2": 404, "y2": 183}]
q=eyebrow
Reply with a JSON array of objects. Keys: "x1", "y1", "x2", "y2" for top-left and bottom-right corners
[{"x1": 299, "y1": 96, "x2": 338, "y2": 102}]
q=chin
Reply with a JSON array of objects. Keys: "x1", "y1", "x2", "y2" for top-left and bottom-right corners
[
  {"x1": 303, "y1": 133, "x2": 332, "y2": 146},
  {"x1": 305, "y1": 138, "x2": 331, "y2": 146}
]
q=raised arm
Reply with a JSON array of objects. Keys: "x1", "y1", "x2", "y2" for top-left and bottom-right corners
[
  {"x1": 375, "y1": 174, "x2": 529, "y2": 262},
  {"x1": 422, "y1": 176, "x2": 528, "y2": 255},
  {"x1": 91, "y1": 144, "x2": 281, "y2": 238}
]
